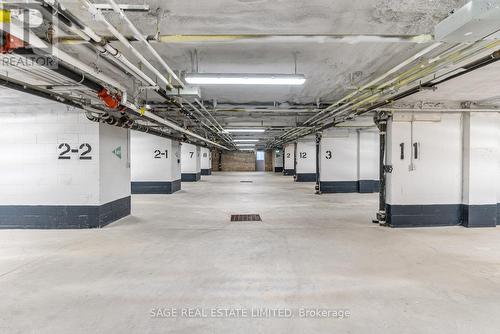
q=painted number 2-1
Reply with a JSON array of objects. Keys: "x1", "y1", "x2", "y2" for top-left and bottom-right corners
[
  {"x1": 154, "y1": 149, "x2": 168, "y2": 159},
  {"x1": 58, "y1": 143, "x2": 92, "y2": 160}
]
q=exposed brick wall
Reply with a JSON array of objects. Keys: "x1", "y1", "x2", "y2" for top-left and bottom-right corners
[
  {"x1": 265, "y1": 150, "x2": 273, "y2": 171},
  {"x1": 211, "y1": 150, "x2": 221, "y2": 171},
  {"x1": 220, "y1": 151, "x2": 256, "y2": 171}
]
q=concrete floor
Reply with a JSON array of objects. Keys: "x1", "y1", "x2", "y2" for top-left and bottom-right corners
[{"x1": 1, "y1": 172, "x2": 500, "y2": 333}]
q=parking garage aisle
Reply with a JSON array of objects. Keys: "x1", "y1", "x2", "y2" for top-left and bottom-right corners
[{"x1": 1, "y1": 172, "x2": 500, "y2": 334}]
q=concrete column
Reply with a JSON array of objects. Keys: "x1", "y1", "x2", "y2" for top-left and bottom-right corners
[
  {"x1": 181, "y1": 143, "x2": 201, "y2": 182},
  {"x1": 357, "y1": 129, "x2": 380, "y2": 193},
  {"x1": 319, "y1": 129, "x2": 359, "y2": 192},
  {"x1": 295, "y1": 136, "x2": 317, "y2": 182},
  {"x1": 201, "y1": 147, "x2": 212, "y2": 175},
  {"x1": 0, "y1": 89, "x2": 130, "y2": 228},
  {"x1": 283, "y1": 143, "x2": 295, "y2": 175},
  {"x1": 462, "y1": 112, "x2": 500, "y2": 227},
  {"x1": 385, "y1": 113, "x2": 463, "y2": 227},
  {"x1": 272, "y1": 148, "x2": 284, "y2": 173},
  {"x1": 130, "y1": 131, "x2": 181, "y2": 194}
]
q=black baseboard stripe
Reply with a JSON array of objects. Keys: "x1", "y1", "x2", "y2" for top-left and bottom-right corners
[
  {"x1": 296, "y1": 173, "x2": 316, "y2": 182},
  {"x1": 201, "y1": 169, "x2": 212, "y2": 176},
  {"x1": 358, "y1": 180, "x2": 380, "y2": 193},
  {"x1": 320, "y1": 181, "x2": 358, "y2": 193},
  {"x1": 274, "y1": 167, "x2": 283, "y2": 173},
  {"x1": 463, "y1": 204, "x2": 497, "y2": 228},
  {"x1": 131, "y1": 180, "x2": 181, "y2": 194},
  {"x1": 283, "y1": 169, "x2": 295, "y2": 176},
  {"x1": 387, "y1": 203, "x2": 499, "y2": 228},
  {"x1": 181, "y1": 173, "x2": 201, "y2": 182},
  {"x1": 0, "y1": 196, "x2": 131, "y2": 229}
]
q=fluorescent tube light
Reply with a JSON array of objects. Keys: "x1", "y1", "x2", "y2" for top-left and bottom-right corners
[
  {"x1": 236, "y1": 143, "x2": 256, "y2": 146},
  {"x1": 233, "y1": 139, "x2": 259, "y2": 142},
  {"x1": 224, "y1": 129, "x2": 266, "y2": 133},
  {"x1": 185, "y1": 73, "x2": 306, "y2": 85}
]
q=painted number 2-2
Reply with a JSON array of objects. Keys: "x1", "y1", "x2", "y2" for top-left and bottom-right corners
[{"x1": 58, "y1": 143, "x2": 92, "y2": 160}]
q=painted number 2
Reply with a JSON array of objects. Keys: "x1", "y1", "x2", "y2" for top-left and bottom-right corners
[
  {"x1": 58, "y1": 143, "x2": 92, "y2": 160},
  {"x1": 299, "y1": 152, "x2": 307, "y2": 159}
]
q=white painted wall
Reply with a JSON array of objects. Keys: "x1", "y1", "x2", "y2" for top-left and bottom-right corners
[
  {"x1": 99, "y1": 125, "x2": 130, "y2": 204},
  {"x1": 0, "y1": 88, "x2": 130, "y2": 205},
  {"x1": 296, "y1": 137, "x2": 316, "y2": 174},
  {"x1": 171, "y1": 140, "x2": 181, "y2": 181},
  {"x1": 130, "y1": 131, "x2": 179, "y2": 182},
  {"x1": 284, "y1": 143, "x2": 295, "y2": 170},
  {"x1": 201, "y1": 147, "x2": 211, "y2": 170},
  {"x1": 386, "y1": 113, "x2": 463, "y2": 205},
  {"x1": 462, "y1": 112, "x2": 499, "y2": 205},
  {"x1": 320, "y1": 129, "x2": 358, "y2": 182},
  {"x1": 358, "y1": 130, "x2": 379, "y2": 181},
  {"x1": 181, "y1": 143, "x2": 201, "y2": 174}
]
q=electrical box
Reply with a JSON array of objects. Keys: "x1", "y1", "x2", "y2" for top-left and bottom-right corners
[{"x1": 435, "y1": 0, "x2": 500, "y2": 43}]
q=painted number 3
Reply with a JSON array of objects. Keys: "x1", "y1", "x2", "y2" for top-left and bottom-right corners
[{"x1": 325, "y1": 150, "x2": 332, "y2": 159}]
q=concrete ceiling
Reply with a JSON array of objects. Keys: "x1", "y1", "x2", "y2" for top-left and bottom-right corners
[
  {"x1": 400, "y1": 61, "x2": 500, "y2": 107},
  {"x1": 59, "y1": 0, "x2": 466, "y2": 105}
]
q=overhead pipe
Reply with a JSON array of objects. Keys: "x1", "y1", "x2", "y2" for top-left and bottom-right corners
[
  {"x1": 104, "y1": 0, "x2": 185, "y2": 89},
  {"x1": 376, "y1": 108, "x2": 500, "y2": 113},
  {"x1": 58, "y1": 33, "x2": 434, "y2": 45},
  {"x1": 304, "y1": 43, "x2": 443, "y2": 125},
  {"x1": 121, "y1": 101, "x2": 229, "y2": 150},
  {"x1": 280, "y1": 41, "x2": 500, "y2": 145},
  {"x1": 0, "y1": 72, "x2": 85, "y2": 109},
  {"x1": 40, "y1": 1, "x2": 157, "y2": 89},
  {"x1": 5, "y1": 18, "x2": 228, "y2": 149},
  {"x1": 181, "y1": 99, "x2": 234, "y2": 146},
  {"x1": 86, "y1": 3, "x2": 175, "y2": 91}
]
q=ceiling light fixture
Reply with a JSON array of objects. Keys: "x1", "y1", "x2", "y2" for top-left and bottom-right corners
[
  {"x1": 233, "y1": 139, "x2": 259, "y2": 142},
  {"x1": 185, "y1": 73, "x2": 306, "y2": 85},
  {"x1": 236, "y1": 143, "x2": 256, "y2": 146},
  {"x1": 224, "y1": 129, "x2": 266, "y2": 133}
]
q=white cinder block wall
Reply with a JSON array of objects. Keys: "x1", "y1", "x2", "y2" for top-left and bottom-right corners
[
  {"x1": 295, "y1": 137, "x2": 317, "y2": 182},
  {"x1": 0, "y1": 88, "x2": 130, "y2": 228},
  {"x1": 130, "y1": 131, "x2": 181, "y2": 194},
  {"x1": 385, "y1": 112, "x2": 500, "y2": 228},
  {"x1": 283, "y1": 143, "x2": 295, "y2": 175},
  {"x1": 319, "y1": 128, "x2": 379, "y2": 193},
  {"x1": 181, "y1": 143, "x2": 201, "y2": 182},
  {"x1": 201, "y1": 147, "x2": 212, "y2": 175}
]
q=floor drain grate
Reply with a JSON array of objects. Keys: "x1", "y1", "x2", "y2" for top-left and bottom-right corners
[
  {"x1": 231, "y1": 214, "x2": 262, "y2": 222},
  {"x1": 240, "y1": 180, "x2": 253, "y2": 183}
]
